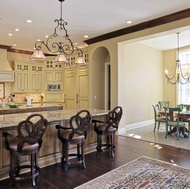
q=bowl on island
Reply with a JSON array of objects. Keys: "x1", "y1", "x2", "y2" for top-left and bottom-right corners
[{"x1": 8, "y1": 103, "x2": 20, "y2": 108}]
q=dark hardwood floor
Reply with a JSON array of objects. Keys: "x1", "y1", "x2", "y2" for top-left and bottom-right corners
[{"x1": 1, "y1": 135, "x2": 190, "y2": 189}]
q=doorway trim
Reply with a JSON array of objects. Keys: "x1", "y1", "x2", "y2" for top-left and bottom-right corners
[{"x1": 105, "y1": 62, "x2": 110, "y2": 110}]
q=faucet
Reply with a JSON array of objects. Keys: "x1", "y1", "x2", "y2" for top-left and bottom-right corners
[{"x1": 7, "y1": 94, "x2": 15, "y2": 103}]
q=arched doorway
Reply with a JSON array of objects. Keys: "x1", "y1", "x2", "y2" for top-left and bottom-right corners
[{"x1": 91, "y1": 47, "x2": 110, "y2": 109}]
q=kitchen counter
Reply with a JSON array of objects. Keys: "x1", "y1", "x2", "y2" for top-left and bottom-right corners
[
  {"x1": 0, "y1": 109, "x2": 109, "y2": 128},
  {"x1": 0, "y1": 102, "x2": 64, "y2": 115}
]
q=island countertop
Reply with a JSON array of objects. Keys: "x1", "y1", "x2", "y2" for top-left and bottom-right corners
[
  {"x1": 0, "y1": 102, "x2": 64, "y2": 115},
  {"x1": 0, "y1": 109, "x2": 109, "y2": 129}
]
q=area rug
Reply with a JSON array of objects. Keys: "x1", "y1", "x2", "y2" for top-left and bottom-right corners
[
  {"x1": 121, "y1": 124, "x2": 190, "y2": 151},
  {"x1": 75, "y1": 156, "x2": 190, "y2": 189}
]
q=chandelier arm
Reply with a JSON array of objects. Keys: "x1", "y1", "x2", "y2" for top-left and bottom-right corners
[
  {"x1": 76, "y1": 47, "x2": 84, "y2": 57},
  {"x1": 34, "y1": 40, "x2": 44, "y2": 50},
  {"x1": 165, "y1": 61, "x2": 178, "y2": 81},
  {"x1": 179, "y1": 63, "x2": 190, "y2": 80}
]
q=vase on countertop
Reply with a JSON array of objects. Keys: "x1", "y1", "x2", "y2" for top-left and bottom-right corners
[{"x1": 27, "y1": 95, "x2": 32, "y2": 107}]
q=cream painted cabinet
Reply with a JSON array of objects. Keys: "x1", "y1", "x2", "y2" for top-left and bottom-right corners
[
  {"x1": 14, "y1": 72, "x2": 29, "y2": 92},
  {"x1": 30, "y1": 65, "x2": 44, "y2": 92},
  {"x1": 44, "y1": 71, "x2": 64, "y2": 101},
  {"x1": 14, "y1": 61, "x2": 44, "y2": 93},
  {"x1": 14, "y1": 63, "x2": 30, "y2": 92},
  {"x1": 45, "y1": 71, "x2": 63, "y2": 84},
  {"x1": 65, "y1": 66, "x2": 89, "y2": 109}
]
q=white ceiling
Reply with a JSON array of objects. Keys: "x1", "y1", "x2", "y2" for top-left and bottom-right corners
[{"x1": 0, "y1": 0, "x2": 190, "y2": 52}]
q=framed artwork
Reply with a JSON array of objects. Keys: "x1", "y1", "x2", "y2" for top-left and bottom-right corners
[{"x1": 0, "y1": 83, "x2": 5, "y2": 99}]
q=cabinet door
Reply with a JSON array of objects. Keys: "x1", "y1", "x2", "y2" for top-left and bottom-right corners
[
  {"x1": 65, "y1": 69, "x2": 77, "y2": 109},
  {"x1": 31, "y1": 73, "x2": 44, "y2": 92},
  {"x1": 54, "y1": 71, "x2": 63, "y2": 83},
  {"x1": 45, "y1": 71, "x2": 63, "y2": 83},
  {"x1": 45, "y1": 72, "x2": 54, "y2": 83},
  {"x1": 30, "y1": 65, "x2": 44, "y2": 92},
  {"x1": 65, "y1": 67, "x2": 89, "y2": 109},
  {"x1": 14, "y1": 62, "x2": 30, "y2": 92},
  {"x1": 78, "y1": 67, "x2": 89, "y2": 109},
  {"x1": 14, "y1": 72, "x2": 29, "y2": 92}
]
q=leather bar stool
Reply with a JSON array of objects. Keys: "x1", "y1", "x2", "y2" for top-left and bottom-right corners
[
  {"x1": 56, "y1": 110, "x2": 91, "y2": 171},
  {"x1": 2, "y1": 114, "x2": 48, "y2": 186},
  {"x1": 92, "y1": 106, "x2": 123, "y2": 157}
]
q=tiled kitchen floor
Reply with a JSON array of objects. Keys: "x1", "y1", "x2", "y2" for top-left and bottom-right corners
[{"x1": 121, "y1": 123, "x2": 190, "y2": 150}]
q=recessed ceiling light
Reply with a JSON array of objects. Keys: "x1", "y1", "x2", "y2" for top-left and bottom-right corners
[
  {"x1": 26, "y1": 19, "x2": 32, "y2": 23},
  {"x1": 37, "y1": 39, "x2": 41, "y2": 41},
  {"x1": 8, "y1": 33, "x2": 12, "y2": 36},
  {"x1": 13, "y1": 44, "x2": 16, "y2": 47},
  {"x1": 15, "y1": 28, "x2": 19, "y2": 32},
  {"x1": 84, "y1": 35, "x2": 88, "y2": 38},
  {"x1": 75, "y1": 43, "x2": 78, "y2": 45},
  {"x1": 45, "y1": 35, "x2": 49, "y2": 38},
  {"x1": 126, "y1": 20, "x2": 132, "y2": 24}
]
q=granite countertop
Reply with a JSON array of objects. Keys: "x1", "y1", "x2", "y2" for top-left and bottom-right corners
[
  {"x1": 0, "y1": 102, "x2": 64, "y2": 115},
  {"x1": 0, "y1": 109, "x2": 109, "y2": 129}
]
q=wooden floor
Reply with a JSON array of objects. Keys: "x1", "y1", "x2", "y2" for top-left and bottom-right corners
[{"x1": 1, "y1": 135, "x2": 190, "y2": 189}]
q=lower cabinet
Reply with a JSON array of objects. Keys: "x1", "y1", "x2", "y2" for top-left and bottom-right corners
[{"x1": 39, "y1": 121, "x2": 61, "y2": 157}]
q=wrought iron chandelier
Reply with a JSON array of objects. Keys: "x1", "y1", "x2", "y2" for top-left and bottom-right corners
[
  {"x1": 30, "y1": 0, "x2": 86, "y2": 65},
  {"x1": 165, "y1": 32, "x2": 190, "y2": 84}
]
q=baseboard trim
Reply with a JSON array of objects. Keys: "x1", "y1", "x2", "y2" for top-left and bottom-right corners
[{"x1": 118, "y1": 119, "x2": 154, "y2": 135}]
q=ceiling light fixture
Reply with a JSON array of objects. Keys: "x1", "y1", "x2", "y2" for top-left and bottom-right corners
[
  {"x1": 26, "y1": 20, "x2": 32, "y2": 23},
  {"x1": 126, "y1": 20, "x2": 132, "y2": 24},
  {"x1": 30, "y1": 0, "x2": 86, "y2": 65},
  {"x1": 165, "y1": 32, "x2": 190, "y2": 84}
]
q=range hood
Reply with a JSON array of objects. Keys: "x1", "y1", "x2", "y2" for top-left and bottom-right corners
[{"x1": 0, "y1": 49, "x2": 14, "y2": 82}]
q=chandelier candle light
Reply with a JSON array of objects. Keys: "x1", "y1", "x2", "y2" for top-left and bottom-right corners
[
  {"x1": 165, "y1": 32, "x2": 190, "y2": 84},
  {"x1": 30, "y1": 0, "x2": 86, "y2": 65}
]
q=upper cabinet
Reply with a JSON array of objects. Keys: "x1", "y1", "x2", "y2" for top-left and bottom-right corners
[
  {"x1": 13, "y1": 62, "x2": 30, "y2": 92},
  {"x1": 13, "y1": 61, "x2": 44, "y2": 93},
  {"x1": 44, "y1": 71, "x2": 63, "y2": 84},
  {"x1": 30, "y1": 65, "x2": 44, "y2": 92}
]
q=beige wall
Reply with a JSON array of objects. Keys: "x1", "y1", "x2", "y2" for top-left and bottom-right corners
[
  {"x1": 163, "y1": 49, "x2": 177, "y2": 107},
  {"x1": 87, "y1": 17, "x2": 190, "y2": 128},
  {"x1": 124, "y1": 43, "x2": 163, "y2": 125}
]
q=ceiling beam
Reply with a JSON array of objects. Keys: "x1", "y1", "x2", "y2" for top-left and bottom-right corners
[{"x1": 84, "y1": 8, "x2": 190, "y2": 45}]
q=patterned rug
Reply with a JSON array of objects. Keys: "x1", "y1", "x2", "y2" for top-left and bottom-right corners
[{"x1": 75, "y1": 156, "x2": 190, "y2": 189}]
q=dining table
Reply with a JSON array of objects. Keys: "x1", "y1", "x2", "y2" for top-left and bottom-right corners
[{"x1": 159, "y1": 109, "x2": 190, "y2": 138}]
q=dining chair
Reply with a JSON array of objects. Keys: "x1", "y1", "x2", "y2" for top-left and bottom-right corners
[
  {"x1": 2, "y1": 114, "x2": 48, "y2": 186},
  {"x1": 152, "y1": 104, "x2": 166, "y2": 132},
  {"x1": 158, "y1": 101, "x2": 169, "y2": 110},
  {"x1": 55, "y1": 110, "x2": 92, "y2": 171},
  {"x1": 92, "y1": 106, "x2": 123, "y2": 158},
  {"x1": 164, "y1": 107, "x2": 186, "y2": 140}
]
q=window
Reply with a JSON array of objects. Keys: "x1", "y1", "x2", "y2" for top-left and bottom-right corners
[{"x1": 177, "y1": 50, "x2": 190, "y2": 104}]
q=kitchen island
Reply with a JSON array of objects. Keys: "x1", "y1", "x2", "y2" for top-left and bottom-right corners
[{"x1": 0, "y1": 109, "x2": 109, "y2": 180}]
